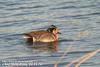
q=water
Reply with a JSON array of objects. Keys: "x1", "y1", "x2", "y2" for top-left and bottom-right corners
[{"x1": 0, "y1": 0, "x2": 100, "y2": 67}]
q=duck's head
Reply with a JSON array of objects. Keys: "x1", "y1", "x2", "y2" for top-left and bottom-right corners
[{"x1": 47, "y1": 25, "x2": 61, "y2": 34}]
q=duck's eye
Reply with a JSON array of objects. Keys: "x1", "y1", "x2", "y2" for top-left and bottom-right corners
[{"x1": 47, "y1": 28, "x2": 55, "y2": 33}]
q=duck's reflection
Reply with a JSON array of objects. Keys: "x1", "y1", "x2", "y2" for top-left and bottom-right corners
[{"x1": 26, "y1": 41, "x2": 58, "y2": 53}]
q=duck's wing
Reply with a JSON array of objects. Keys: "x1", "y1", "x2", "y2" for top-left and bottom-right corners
[{"x1": 37, "y1": 33, "x2": 56, "y2": 42}]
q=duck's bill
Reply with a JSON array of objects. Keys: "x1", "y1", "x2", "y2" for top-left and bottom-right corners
[{"x1": 58, "y1": 32, "x2": 61, "y2": 34}]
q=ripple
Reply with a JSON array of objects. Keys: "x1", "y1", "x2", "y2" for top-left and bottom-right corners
[
  {"x1": 50, "y1": 6, "x2": 77, "y2": 10},
  {"x1": 9, "y1": 11, "x2": 44, "y2": 17},
  {"x1": 69, "y1": 51, "x2": 91, "y2": 54},
  {"x1": 5, "y1": 5, "x2": 48, "y2": 10},
  {"x1": 50, "y1": 4, "x2": 99, "y2": 10},
  {"x1": 55, "y1": 12, "x2": 100, "y2": 19},
  {"x1": 57, "y1": 1, "x2": 77, "y2": 5},
  {"x1": 0, "y1": 20, "x2": 28, "y2": 27},
  {"x1": 5, "y1": 2, "x2": 38, "y2": 6}
]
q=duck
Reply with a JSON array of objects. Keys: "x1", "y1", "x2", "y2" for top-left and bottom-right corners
[{"x1": 23, "y1": 25, "x2": 61, "y2": 42}]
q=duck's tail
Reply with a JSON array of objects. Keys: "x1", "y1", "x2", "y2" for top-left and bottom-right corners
[{"x1": 23, "y1": 34, "x2": 32, "y2": 39}]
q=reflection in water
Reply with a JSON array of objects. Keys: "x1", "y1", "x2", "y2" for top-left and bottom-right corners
[{"x1": 26, "y1": 41, "x2": 58, "y2": 53}]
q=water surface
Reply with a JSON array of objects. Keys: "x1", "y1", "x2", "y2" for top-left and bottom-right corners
[{"x1": 0, "y1": 0, "x2": 100, "y2": 67}]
